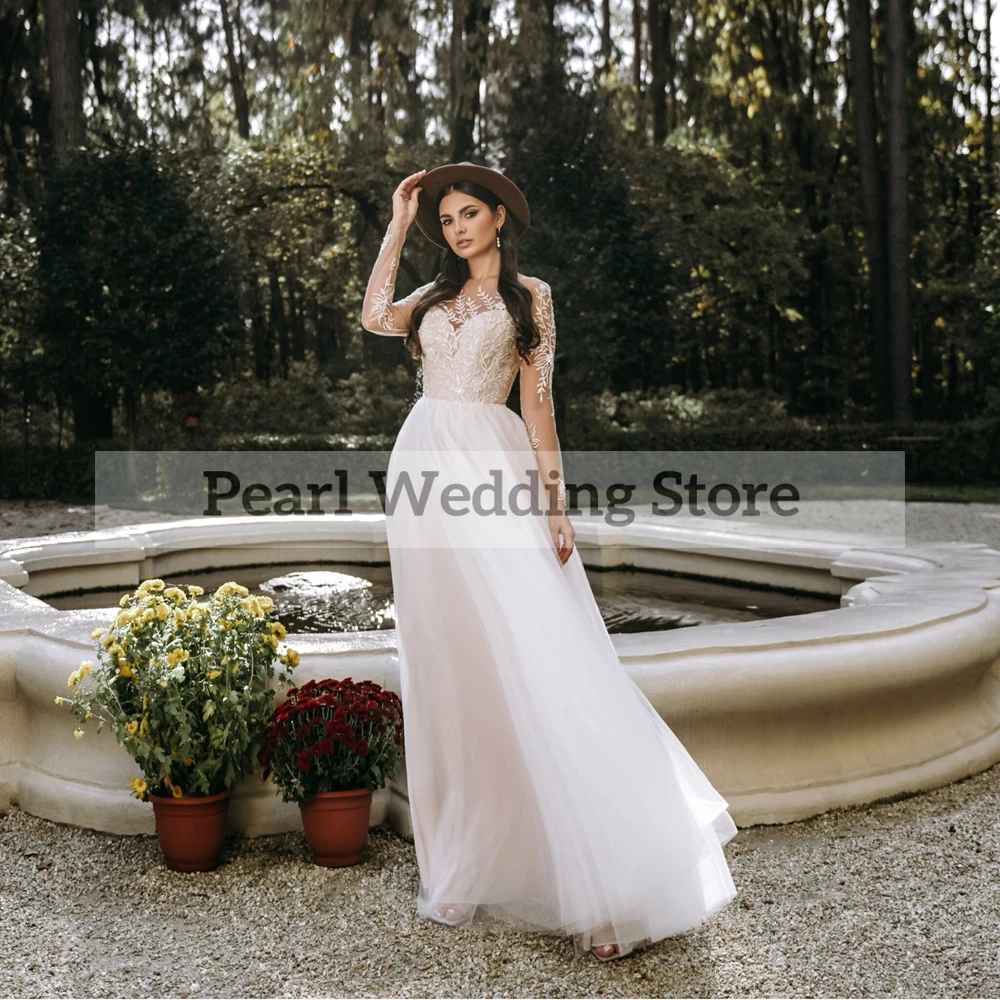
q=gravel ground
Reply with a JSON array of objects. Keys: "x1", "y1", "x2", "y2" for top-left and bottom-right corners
[
  {"x1": 2, "y1": 760, "x2": 1000, "y2": 998},
  {"x1": 3, "y1": 498, "x2": 1000, "y2": 998}
]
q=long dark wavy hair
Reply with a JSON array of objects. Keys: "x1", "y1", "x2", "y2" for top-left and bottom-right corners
[{"x1": 402, "y1": 179, "x2": 541, "y2": 363}]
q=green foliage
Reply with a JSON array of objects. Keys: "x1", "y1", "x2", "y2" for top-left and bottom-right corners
[
  {"x1": 578, "y1": 387, "x2": 790, "y2": 438},
  {"x1": 60, "y1": 578, "x2": 299, "y2": 800},
  {"x1": 196, "y1": 360, "x2": 420, "y2": 439},
  {"x1": 2, "y1": 0, "x2": 999, "y2": 447},
  {"x1": 32, "y1": 147, "x2": 243, "y2": 413}
]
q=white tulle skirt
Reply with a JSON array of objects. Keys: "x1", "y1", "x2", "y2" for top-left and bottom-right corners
[{"x1": 385, "y1": 395, "x2": 738, "y2": 956}]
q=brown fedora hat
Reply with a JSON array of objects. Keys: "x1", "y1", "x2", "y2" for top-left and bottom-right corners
[{"x1": 414, "y1": 161, "x2": 530, "y2": 250}]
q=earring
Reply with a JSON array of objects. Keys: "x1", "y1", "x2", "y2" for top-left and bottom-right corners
[{"x1": 496, "y1": 228, "x2": 501, "y2": 248}]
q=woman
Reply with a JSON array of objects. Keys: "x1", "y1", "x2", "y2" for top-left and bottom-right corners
[{"x1": 361, "y1": 162, "x2": 738, "y2": 962}]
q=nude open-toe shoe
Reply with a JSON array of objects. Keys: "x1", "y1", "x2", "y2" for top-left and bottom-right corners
[
  {"x1": 431, "y1": 903, "x2": 476, "y2": 927},
  {"x1": 592, "y1": 940, "x2": 636, "y2": 962}
]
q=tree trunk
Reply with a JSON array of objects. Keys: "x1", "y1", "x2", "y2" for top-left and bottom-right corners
[
  {"x1": 847, "y1": 0, "x2": 890, "y2": 419},
  {"x1": 219, "y1": 0, "x2": 250, "y2": 138},
  {"x1": 632, "y1": 0, "x2": 644, "y2": 135},
  {"x1": 452, "y1": 0, "x2": 492, "y2": 159},
  {"x1": 648, "y1": 0, "x2": 667, "y2": 142},
  {"x1": 290, "y1": 275, "x2": 305, "y2": 361},
  {"x1": 984, "y1": 0, "x2": 995, "y2": 198},
  {"x1": 247, "y1": 253, "x2": 271, "y2": 383},
  {"x1": 42, "y1": 0, "x2": 83, "y2": 157},
  {"x1": 600, "y1": 0, "x2": 612, "y2": 77},
  {"x1": 885, "y1": 0, "x2": 913, "y2": 423},
  {"x1": 268, "y1": 259, "x2": 290, "y2": 377}
]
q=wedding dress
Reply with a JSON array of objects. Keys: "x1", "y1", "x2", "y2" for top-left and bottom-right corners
[{"x1": 361, "y1": 221, "x2": 738, "y2": 957}]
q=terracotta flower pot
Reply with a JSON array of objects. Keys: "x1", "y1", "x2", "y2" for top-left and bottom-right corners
[
  {"x1": 149, "y1": 789, "x2": 231, "y2": 872},
  {"x1": 298, "y1": 788, "x2": 373, "y2": 867}
]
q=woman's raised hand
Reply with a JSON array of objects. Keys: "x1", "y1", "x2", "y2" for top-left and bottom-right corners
[{"x1": 392, "y1": 169, "x2": 427, "y2": 229}]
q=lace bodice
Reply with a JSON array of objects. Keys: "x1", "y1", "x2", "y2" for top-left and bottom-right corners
[
  {"x1": 417, "y1": 287, "x2": 520, "y2": 404},
  {"x1": 361, "y1": 220, "x2": 565, "y2": 509}
]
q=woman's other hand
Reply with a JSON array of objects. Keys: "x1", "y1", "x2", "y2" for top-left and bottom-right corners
[{"x1": 549, "y1": 511, "x2": 575, "y2": 565}]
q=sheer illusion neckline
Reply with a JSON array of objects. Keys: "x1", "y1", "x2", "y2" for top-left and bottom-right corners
[{"x1": 433, "y1": 283, "x2": 508, "y2": 333}]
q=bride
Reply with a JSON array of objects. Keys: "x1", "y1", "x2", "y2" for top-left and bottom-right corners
[{"x1": 361, "y1": 161, "x2": 738, "y2": 962}]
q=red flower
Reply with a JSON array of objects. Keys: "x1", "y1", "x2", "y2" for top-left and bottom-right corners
[
  {"x1": 296, "y1": 750, "x2": 313, "y2": 772},
  {"x1": 312, "y1": 739, "x2": 335, "y2": 757}
]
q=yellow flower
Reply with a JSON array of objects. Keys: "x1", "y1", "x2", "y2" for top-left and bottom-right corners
[
  {"x1": 257, "y1": 596, "x2": 274, "y2": 611},
  {"x1": 214, "y1": 581, "x2": 248, "y2": 601},
  {"x1": 90, "y1": 627, "x2": 104, "y2": 639},
  {"x1": 268, "y1": 634, "x2": 279, "y2": 651},
  {"x1": 286, "y1": 648, "x2": 300, "y2": 668},
  {"x1": 138, "y1": 579, "x2": 165, "y2": 594},
  {"x1": 269, "y1": 622, "x2": 287, "y2": 640},
  {"x1": 183, "y1": 757, "x2": 193, "y2": 766},
  {"x1": 126, "y1": 720, "x2": 138, "y2": 734},
  {"x1": 129, "y1": 775, "x2": 148, "y2": 799},
  {"x1": 187, "y1": 585, "x2": 204, "y2": 597},
  {"x1": 139, "y1": 714, "x2": 149, "y2": 736},
  {"x1": 73, "y1": 729, "x2": 84, "y2": 739},
  {"x1": 171, "y1": 784, "x2": 183, "y2": 798},
  {"x1": 78, "y1": 660, "x2": 93, "y2": 677},
  {"x1": 142, "y1": 693, "x2": 148, "y2": 711},
  {"x1": 118, "y1": 662, "x2": 134, "y2": 679},
  {"x1": 163, "y1": 587, "x2": 186, "y2": 602},
  {"x1": 85, "y1": 711, "x2": 93, "y2": 720},
  {"x1": 221, "y1": 655, "x2": 229, "y2": 666},
  {"x1": 119, "y1": 594, "x2": 131, "y2": 608},
  {"x1": 206, "y1": 670, "x2": 222, "y2": 680},
  {"x1": 173, "y1": 608, "x2": 187, "y2": 625},
  {"x1": 156, "y1": 602, "x2": 169, "y2": 621},
  {"x1": 115, "y1": 610, "x2": 131, "y2": 627},
  {"x1": 54, "y1": 696, "x2": 63, "y2": 705},
  {"x1": 67, "y1": 670, "x2": 79, "y2": 688},
  {"x1": 102, "y1": 634, "x2": 116, "y2": 648},
  {"x1": 141, "y1": 609, "x2": 154, "y2": 624}
]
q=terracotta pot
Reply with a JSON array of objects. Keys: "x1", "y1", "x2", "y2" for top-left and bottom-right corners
[
  {"x1": 298, "y1": 788, "x2": 373, "y2": 867},
  {"x1": 149, "y1": 789, "x2": 231, "y2": 872}
]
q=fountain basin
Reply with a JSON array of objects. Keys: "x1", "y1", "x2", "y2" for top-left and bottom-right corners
[{"x1": 1, "y1": 512, "x2": 998, "y2": 837}]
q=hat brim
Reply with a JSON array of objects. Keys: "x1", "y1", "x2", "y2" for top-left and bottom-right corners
[{"x1": 414, "y1": 161, "x2": 530, "y2": 250}]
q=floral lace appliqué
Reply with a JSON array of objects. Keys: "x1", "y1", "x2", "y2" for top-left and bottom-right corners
[
  {"x1": 525, "y1": 281, "x2": 556, "y2": 405},
  {"x1": 437, "y1": 284, "x2": 505, "y2": 332},
  {"x1": 368, "y1": 229, "x2": 404, "y2": 332},
  {"x1": 419, "y1": 292, "x2": 519, "y2": 404}
]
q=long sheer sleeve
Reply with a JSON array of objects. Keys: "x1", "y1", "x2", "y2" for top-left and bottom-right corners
[
  {"x1": 361, "y1": 221, "x2": 435, "y2": 336},
  {"x1": 519, "y1": 279, "x2": 567, "y2": 514}
]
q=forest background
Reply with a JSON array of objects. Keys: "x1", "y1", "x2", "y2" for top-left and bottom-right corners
[{"x1": 1, "y1": 0, "x2": 998, "y2": 499}]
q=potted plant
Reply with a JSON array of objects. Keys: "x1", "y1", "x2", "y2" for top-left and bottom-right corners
[
  {"x1": 60, "y1": 578, "x2": 298, "y2": 871},
  {"x1": 259, "y1": 677, "x2": 404, "y2": 866}
]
